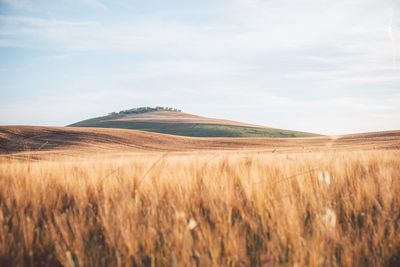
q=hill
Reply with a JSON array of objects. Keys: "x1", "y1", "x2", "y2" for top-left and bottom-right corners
[
  {"x1": 1, "y1": 126, "x2": 399, "y2": 157},
  {"x1": 68, "y1": 108, "x2": 317, "y2": 138}
]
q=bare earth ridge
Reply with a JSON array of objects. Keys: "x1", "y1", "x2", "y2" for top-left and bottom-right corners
[
  {"x1": 0, "y1": 126, "x2": 399, "y2": 158},
  {"x1": 113, "y1": 111, "x2": 263, "y2": 127}
]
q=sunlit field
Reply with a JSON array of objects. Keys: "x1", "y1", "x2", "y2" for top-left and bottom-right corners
[{"x1": 1, "y1": 150, "x2": 399, "y2": 267}]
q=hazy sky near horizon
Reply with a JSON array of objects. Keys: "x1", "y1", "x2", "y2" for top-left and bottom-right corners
[{"x1": 0, "y1": 0, "x2": 399, "y2": 134}]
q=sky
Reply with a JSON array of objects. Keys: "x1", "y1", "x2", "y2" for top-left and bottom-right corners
[{"x1": 0, "y1": 0, "x2": 399, "y2": 135}]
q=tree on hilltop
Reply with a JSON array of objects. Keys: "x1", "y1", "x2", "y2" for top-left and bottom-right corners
[{"x1": 109, "y1": 107, "x2": 182, "y2": 115}]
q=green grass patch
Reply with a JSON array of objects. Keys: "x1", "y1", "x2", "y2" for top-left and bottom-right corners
[{"x1": 69, "y1": 118, "x2": 318, "y2": 138}]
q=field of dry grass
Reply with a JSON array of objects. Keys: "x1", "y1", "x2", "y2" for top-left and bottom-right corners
[
  {"x1": 1, "y1": 126, "x2": 399, "y2": 156},
  {"x1": 1, "y1": 146, "x2": 400, "y2": 266}
]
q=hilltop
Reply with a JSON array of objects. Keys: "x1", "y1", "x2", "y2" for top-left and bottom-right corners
[{"x1": 68, "y1": 107, "x2": 317, "y2": 138}]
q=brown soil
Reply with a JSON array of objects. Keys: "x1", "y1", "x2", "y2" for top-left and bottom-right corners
[{"x1": 1, "y1": 126, "x2": 399, "y2": 158}]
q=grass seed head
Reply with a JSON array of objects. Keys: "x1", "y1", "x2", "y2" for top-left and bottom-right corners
[
  {"x1": 187, "y1": 218, "x2": 198, "y2": 230},
  {"x1": 319, "y1": 207, "x2": 336, "y2": 228},
  {"x1": 318, "y1": 171, "x2": 332, "y2": 186}
]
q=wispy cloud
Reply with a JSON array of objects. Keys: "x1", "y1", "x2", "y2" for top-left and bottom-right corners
[
  {"x1": 0, "y1": 0, "x2": 394, "y2": 57},
  {"x1": 387, "y1": 7, "x2": 400, "y2": 67},
  {"x1": 78, "y1": 0, "x2": 106, "y2": 9},
  {"x1": 1, "y1": 0, "x2": 106, "y2": 9},
  {"x1": 0, "y1": 0, "x2": 28, "y2": 8}
]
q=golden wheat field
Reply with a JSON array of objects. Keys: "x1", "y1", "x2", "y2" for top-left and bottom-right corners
[{"x1": 1, "y1": 148, "x2": 400, "y2": 267}]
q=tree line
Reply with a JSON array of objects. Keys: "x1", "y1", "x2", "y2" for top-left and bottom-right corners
[{"x1": 109, "y1": 107, "x2": 182, "y2": 115}]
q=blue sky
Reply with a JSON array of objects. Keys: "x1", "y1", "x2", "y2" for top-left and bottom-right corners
[{"x1": 0, "y1": 0, "x2": 399, "y2": 134}]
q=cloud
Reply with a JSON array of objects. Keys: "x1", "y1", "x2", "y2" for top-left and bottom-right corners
[
  {"x1": 0, "y1": 38, "x2": 27, "y2": 47},
  {"x1": 0, "y1": 0, "x2": 106, "y2": 9},
  {"x1": 0, "y1": 0, "x2": 28, "y2": 8},
  {"x1": 282, "y1": 64, "x2": 400, "y2": 86},
  {"x1": 387, "y1": 6, "x2": 400, "y2": 67},
  {"x1": 0, "y1": 0, "x2": 394, "y2": 57},
  {"x1": 77, "y1": 0, "x2": 106, "y2": 9}
]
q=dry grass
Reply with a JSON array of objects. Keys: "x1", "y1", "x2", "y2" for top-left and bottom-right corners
[
  {"x1": 2, "y1": 126, "x2": 400, "y2": 156},
  {"x1": 1, "y1": 149, "x2": 400, "y2": 267}
]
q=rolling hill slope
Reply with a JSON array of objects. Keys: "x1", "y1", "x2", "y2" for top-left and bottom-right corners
[
  {"x1": 68, "y1": 109, "x2": 317, "y2": 138},
  {"x1": 1, "y1": 126, "x2": 399, "y2": 157}
]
